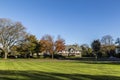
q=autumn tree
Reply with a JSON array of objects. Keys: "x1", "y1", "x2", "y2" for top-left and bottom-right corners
[
  {"x1": 0, "y1": 18, "x2": 26, "y2": 59},
  {"x1": 55, "y1": 36, "x2": 65, "y2": 53},
  {"x1": 39, "y1": 35, "x2": 54, "y2": 59}
]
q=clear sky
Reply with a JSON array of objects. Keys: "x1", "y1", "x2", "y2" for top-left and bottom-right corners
[{"x1": 0, "y1": 0, "x2": 120, "y2": 45}]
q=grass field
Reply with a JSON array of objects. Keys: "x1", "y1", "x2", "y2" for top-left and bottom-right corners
[{"x1": 0, "y1": 59, "x2": 120, "y2": 80}]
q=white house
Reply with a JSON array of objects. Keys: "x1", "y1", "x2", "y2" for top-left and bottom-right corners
[{"x1": 58, "y1": 45, "x2": 82, "y2": 57}]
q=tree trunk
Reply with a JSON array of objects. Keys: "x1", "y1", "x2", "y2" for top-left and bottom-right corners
[
  {"x1": 95, "y1": 52, "x2": 98, "y2": 61},
  {"x1": 52, "y1": 53, "x2": 54, "y2": 59},
  {"x1": 4, "y1": 52, "x2": 8, "y2": 59},
  {"x1": 32, "y1": 53, "x2": 34, "y2": 58},
  {"x1": 37, "y1": 53, "x2": 40, "y2": 58},
  {"x1": 95, "y1": 55, "x2": 97, "y2": 61},
  {"x1": 29, "y1": 51, "x2": 32, "y2": 58}
]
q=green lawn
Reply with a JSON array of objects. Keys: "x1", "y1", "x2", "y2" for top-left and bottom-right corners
[{"x1": 0, "y1": 59, "x2": 120, "y2": 80}]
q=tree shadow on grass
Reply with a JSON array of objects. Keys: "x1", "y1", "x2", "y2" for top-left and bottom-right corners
[
  {"x1": 0, "y1": 70, "x2": 119, "y2": 80},
  {"x1": 74, "y1": 61, "x2": 120, "y2": 65}
]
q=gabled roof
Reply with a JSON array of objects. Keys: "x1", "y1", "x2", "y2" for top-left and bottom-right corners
[{"x1": 65, "y1": 45, "x2": 82, "y2": 51}]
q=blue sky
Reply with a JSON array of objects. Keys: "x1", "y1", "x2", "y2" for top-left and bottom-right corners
[{"x1": 0, "y1": 0, "x2": 120, "y2": 45}]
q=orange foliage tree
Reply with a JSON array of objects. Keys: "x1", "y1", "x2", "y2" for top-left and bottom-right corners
[
  {"x1": 55, "y1": 36, "x2": 65, "y2": 53},
  {"x1": 39, "y1": 35, "x2": 54, "y2": 59},
  {"x1": 39, "y1": 35, "x2": 65, "y2": 59}
]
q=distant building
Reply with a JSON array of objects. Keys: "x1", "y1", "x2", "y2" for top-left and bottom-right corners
[
  {"x1": 116, "y1": 46, "x2": 120, "y2": 54},
  {"x1": 58, "y1": 45, "x2": 82, "y2": 57},
  {"x1": 115, "y1": 38, "x2": 120, "y2": 54}
]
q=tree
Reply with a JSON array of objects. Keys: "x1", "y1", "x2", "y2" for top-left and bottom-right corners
[
  {"x1": 101, "y1": 35, "x2": 115, "y2": 57},
  {"x1": 115, "y1": 38, "x2": 120, "y2": 46},
  {"x1": 101, "y1": 35, "x2": 113, "y2": 45},
  {"x1": 0, "y1": 18, "x2": 26, "y2": 59},
  {"x1": 91, "y1": 40, "x2": 101, "y2": 59},
  {"x1": 81, "y1": 44, "x2": 93, "y2": 57},
  {"x1": 55, "y1": 36, "x2": 65, "y2": 53},
  {"x1": 101, "y1": 45, "x2": 115, "y2": 57},
  {"x1": 115, "y1": 38, "x2": 120, "y2": 58},
  {"x1": 39, "y1": 35, "x2": 54, "y2": 59},
  {"x1": 25, "y1": 34, "x2": 38, "y2": 57},
  {"x1": 18, "y1": 34, "x2": 39, "y2": 58}
]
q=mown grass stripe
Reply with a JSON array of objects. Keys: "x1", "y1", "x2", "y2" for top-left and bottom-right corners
[
  {"x1": 17, "y1": 61, "x2": 70, "y2": 80},
  {"x1": 0, "y1": 59, "x2": 119, "y2": 80}
]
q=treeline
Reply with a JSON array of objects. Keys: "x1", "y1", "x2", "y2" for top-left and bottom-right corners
[
  {"x1": 0, "y1": 18, "x2": 65, "y2": 59},
  {"x1": 0, "y1": 18, "x2": 120, "y2": 59},
  {"x1": 82, "y1": 35, "x2": 120, "y2": 59}
]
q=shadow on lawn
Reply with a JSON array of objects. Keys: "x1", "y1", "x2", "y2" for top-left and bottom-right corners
[
  {"x1": 0, "y1": 70, "x2": 119, "y2": 80},
  {"x1": 74, "y1": 61, "x2": 120, "y2": 65}
]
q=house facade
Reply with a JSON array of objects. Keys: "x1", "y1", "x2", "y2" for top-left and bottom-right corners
[{"x1": 58, "y1": 45, "x2": 82, "y2": 57}]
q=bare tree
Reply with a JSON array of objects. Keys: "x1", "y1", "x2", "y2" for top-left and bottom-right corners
[
  {"x1": 101, "y1": 35, "x2": 113, "y2": 45},
  {"x1": 0, "y1": 18, "x2": 26, "y2": 59}
]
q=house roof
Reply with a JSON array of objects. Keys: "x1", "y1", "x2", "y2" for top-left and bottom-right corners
[{"x1": 65, "y1": 45, "x2": 82, "y2": 51}]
